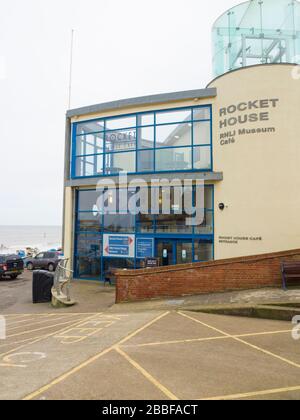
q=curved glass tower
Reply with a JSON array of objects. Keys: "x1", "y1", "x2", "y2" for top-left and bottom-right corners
[{"x1": 212, "y1": 0, "x2": 300, "y2": 77}]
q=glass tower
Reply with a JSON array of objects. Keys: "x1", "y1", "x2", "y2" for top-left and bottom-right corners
[{"x1": 212, "y1": 0, "x2": 300, "y2": 77}]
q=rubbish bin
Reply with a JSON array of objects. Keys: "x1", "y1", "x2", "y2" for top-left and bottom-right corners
[{"x1": 32, "y1": 270, "x2": 54, "y2": 304}]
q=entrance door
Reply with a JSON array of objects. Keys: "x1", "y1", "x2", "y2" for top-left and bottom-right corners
[
  {"x1": 156, "y1": 241, "x2": 174, "y2": 266},
  {"x1": 176, "y1": 241, "x2": 193, "y2": 265},
  {"x1": 156, "y1": 240, "x2": 193, "y2": 266}
]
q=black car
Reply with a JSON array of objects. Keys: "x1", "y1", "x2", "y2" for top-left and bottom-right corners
[
  {"x1": 26, "y1": 251, "x2": 61, "y2": 272},
  {"x1": 0, "y1": 254, "x2": 24, "y2": 280}
]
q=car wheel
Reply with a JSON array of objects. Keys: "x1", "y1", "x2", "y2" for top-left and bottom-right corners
[
  {"x1": 27, "y1": 262, "x2": 34, "y2": 271},
  {"x1": 10, "y1": 274, "x2": 18, "y2": 280},
  {"x1": 48, "y1": 263, "x2": 55, "y2": 272}
]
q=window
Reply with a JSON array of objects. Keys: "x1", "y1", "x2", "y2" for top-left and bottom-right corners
[
  {"x1": 72, "y1": 106, "x2": 212, "y2": 178},
  {"x1": 194, "y1": 239, "x2": 213, "y2": 262},
  {"x1": 156, "y1": 147, "x2": 192, "y2": 171},
  {"x1": 156, "y1": 124, "x2": 192, "y2": 148}
]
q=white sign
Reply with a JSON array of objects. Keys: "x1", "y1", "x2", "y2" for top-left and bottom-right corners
[{"x1": 103, "y1": 234, "x2": 135, "y2": 258}]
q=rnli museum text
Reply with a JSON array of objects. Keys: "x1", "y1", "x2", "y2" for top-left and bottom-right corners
[{"x1": 219, "y1": 98, "x2": 279, "y2": 129}]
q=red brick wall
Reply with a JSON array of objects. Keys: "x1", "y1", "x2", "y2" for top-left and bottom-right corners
[{"x1": 115, "y1": 249, "x2": 300, "y2": 303}]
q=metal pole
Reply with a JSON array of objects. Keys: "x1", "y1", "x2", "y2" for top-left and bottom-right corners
[{"x1": 68, "y1": 29, "x2": 75, "y2": 110}]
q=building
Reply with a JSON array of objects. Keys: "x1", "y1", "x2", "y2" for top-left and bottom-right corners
[{"x1": 63, "y1": 0, "x2": 300, "y2": 281}]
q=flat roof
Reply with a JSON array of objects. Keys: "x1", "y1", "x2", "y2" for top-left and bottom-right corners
[{"x1": 66, "y1": 88, "x2": 217, "y2": 118}]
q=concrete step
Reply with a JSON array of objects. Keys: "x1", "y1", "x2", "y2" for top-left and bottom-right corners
[{"x1": 187, "y1": 303, "x2": 300, "y2": 321}]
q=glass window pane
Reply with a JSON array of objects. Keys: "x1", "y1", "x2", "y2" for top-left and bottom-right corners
[
  {"x1": 193, "y1": 146, "x2": 211, "y2": 170},
  {"x1": 137, "y1": 150, "x2": 154, "y2": 172},
  {"x1": 76, "y1": 133, "x2": 104, "y2": 156},
  {"x1": 193, "y1": 121, "x2": 211, "y2": 146},
  {"x1": 77, "y1": 212, "x2": 102, "y2": 232},
  {"x1": 105, "y1": 129, "x2": 136, "y2": 152},
  {"x1": 104, "y1": 214, "x2": 135, "y2": 233},
  {"x1": 193, "y1": 107, "x2": 211, "y2": 121},
  {"x1": 75, "y1": 155, "x2": 103, "y2": 177},
  {"x1": 106, "y1": 116, "x2": 136, "y2": 130},
  {"x1": 194, "y1": 211, "x2": 214, "y2": 235},
  {"x1": 76, "y1": 256, "x2": 101, "y2": 279},
  {"x1": 105, "y1": 152, "x2": 135, "y2": 174},
  {"x1": 137, "y1": 127, "x2": 154, "y2": 149},
  {"x1": 76, "y1": 120, "x2": 105, "y2": 135},
  {"x1": 194, "y1": 239, "x2": 213, "y2": 262},
  {"x1": 103, "y1": 258, "x2": 134, "y2": 284},
  {"x1": 156, "y1": 147, "x2": 192, "y2": 171},
  {"x1": 156, "y1": 214, "x2": 193, "y2": 234},
  {"x1": 137, "y1": 113, "x2": 154, "y2": 126},
  {"x1": 136, "y1": 214, "x2": 154, "y2": 233},
  {"x1": 156, "y1": 123, "x2": 191, "y2": 148},
  {"x1": 204, "y1": 186, "x2": 213, "y2": 209},
  {"x1": 76, "y1": 233, "x2": 102, "y2": 257},
  {"x1": 156, "y1": 109, "x2": 191, "y2": 125},
  {"x1": 78, "y1": 190, "x2": 99, "y2": 211}
]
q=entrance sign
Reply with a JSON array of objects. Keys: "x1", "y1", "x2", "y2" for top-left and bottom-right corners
[
  {"x1": 103, "y1": 234, "x2": 135, "y2": 258},
  {"x1": 145, "y1": 258, "x2": 160, "y2": 268},
  {"x1": 136, "y1": 238, "x2": 154, "y2": 259}
]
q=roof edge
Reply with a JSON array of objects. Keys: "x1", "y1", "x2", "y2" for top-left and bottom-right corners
[{"x1": 66, "y1": 88, "x2": 217, "y2": 118}]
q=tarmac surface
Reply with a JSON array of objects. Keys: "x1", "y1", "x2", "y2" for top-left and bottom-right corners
[{"x1": 0, "y1": 271, "x2": 299, "y2": 400}]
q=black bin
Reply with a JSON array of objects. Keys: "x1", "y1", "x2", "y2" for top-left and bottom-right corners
[{"x1": 32, "y1": 270, "x2": 54, "y2": 304}]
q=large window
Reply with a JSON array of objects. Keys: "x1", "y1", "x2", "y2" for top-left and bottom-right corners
[
  {"x1": 72, "y1": 106, "x2": 212, "y2": 177},
  {"x1": 74, "y1": 186, "x2": 214, "y2": 279}
]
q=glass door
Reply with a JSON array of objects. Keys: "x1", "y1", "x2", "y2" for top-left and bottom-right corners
[
  {"x1": 156, "y1": 240, "x2": 174, "y2": 266},
  {"x1": 176, "y1": 240, "x2": 193, "y2": 264}
]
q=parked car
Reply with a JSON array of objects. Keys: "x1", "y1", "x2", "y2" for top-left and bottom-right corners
[
  {"x1": 0, "y1": 254, "x2": 24, "y2": 280},
  {"x1": 26, "y1": 251, "x2": 62, "y2": 272}
]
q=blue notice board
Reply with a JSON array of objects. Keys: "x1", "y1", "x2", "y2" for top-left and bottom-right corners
[{"x1": 136, "y1": 238, "x2": 154, "y2": 259}]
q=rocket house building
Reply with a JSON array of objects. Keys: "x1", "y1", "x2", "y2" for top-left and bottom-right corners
[{"x1": 63, "y1": 0, "x2": 300, "y2": 283}]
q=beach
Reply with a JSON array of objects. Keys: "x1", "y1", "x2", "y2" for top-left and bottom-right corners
[{"x1": 0, "y1": 225, "x2": 62, "y2": 255}]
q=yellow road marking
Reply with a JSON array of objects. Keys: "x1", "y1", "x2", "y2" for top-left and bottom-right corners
[
  {"x1": 178, "y1": 311, "x2": 300, "y2": 369},
  {"x1": 115, "y1": 347, "x2": 178, "y2": 400},
  {"x1": 7, "y1": 315, "x2": 83, "y2": 332},
  {"x1": 122, "y1": 329, "x2": 293, "y2": 348},
  {"x1": 23, "y1": 311, "x2": 170, "y2": 400},
  {"x1": 0, "y1": 314, "x2": 100, "y2": 359},
  {"x1": 6, "y1": 319, "x2": 95, "y2": 339},
  {"x1": 7, "y1": 314, "x2": 59, "y2": 326},
  {"x1": 118, "y1": 311, "x2": 170, "y2": 346},
  {"x1": 201, "y1": 385, "x2": 300, "y2": 400}
]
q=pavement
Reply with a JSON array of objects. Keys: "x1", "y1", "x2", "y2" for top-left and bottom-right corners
[{"x1": 0, "y1": 271, "x2": 299, "y2": 400}]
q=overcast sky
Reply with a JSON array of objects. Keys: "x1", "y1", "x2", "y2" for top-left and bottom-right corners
[{"x1": 0, "y1": 0, "x2": 242, "y2": 226}]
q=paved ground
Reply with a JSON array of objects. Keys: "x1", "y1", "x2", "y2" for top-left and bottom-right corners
[{"x1": 0, "y1": 271, "x2": 299, "y2": 400}]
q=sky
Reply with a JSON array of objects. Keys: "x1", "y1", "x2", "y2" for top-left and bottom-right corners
[{"x1": 0, "y1": 0, "x2": 242, "y2": 226}]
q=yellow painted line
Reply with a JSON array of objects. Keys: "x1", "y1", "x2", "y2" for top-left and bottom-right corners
[
  {"x1": 0, "y1": 314, "x2": 100, "y2": 359},
  {"x1": 6, "y1": 318, "x2": 94, "y2": 339},
  {"x1": 115, "y1": 347, "x2": 178, "y2": 400},
  {"x1": 7, "y1": 315, "x2": 83, "y2": 332},
  {"x1": 118, "y1": 311, "x2": 170, "y2": 346},
  {"x1": 23, "y1": 311, "x2": 170, "y2": 400},
  {"x1": 122, "y1": 329, "x2": 293, "y2": 349},
  {"x1": 0, "y1": 335, "x2": 48, "y2": 349},
  {"x1": 201, "y1": 385, "x2": 300, "y2": 400},
  {"x1": 7, "y1": 314, "x2": 59, "y2": 326},
  {"x1": 178, "y1": 311, "x2": 300, "y2": 369}
]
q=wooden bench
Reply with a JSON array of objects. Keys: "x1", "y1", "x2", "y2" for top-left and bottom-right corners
[{"x1": 281, "y1": 261, "x2": 300, "y2": 290}]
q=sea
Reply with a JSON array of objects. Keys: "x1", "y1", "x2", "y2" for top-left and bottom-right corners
[{"x1": 0, "y1": 226, "x2": 62, "y2": 255}]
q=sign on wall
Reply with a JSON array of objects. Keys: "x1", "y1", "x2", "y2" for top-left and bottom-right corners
[
  {"x1": 136, "y1": 238, "x2": 154, "y2": 259},
  {"x1": 103, "y1": 234, "x2": 135, "y2": 258}
]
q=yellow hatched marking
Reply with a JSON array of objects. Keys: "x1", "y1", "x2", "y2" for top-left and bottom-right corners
[
  {"x1": 23, "y1": 311, "x2": 170, "y2": 400},
  {"x1": 178, "y1": 311, "x2": 300, "y2": 369},
  {"x1": 201, "y1": 385, "x2": 300, "y2": 400},
  {"x1": 115, "y1": 347, "x2": 178, "y2": 400}
]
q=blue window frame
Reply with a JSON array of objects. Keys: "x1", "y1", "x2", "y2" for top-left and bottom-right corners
[
  {"x1": 71, "y1": 105, "x2": 212, "y2": 178},
  {"x1": 74, "y1": 185, "x2": 214, "y2": 281}
]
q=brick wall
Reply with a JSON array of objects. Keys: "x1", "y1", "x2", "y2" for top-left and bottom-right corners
[{"x1": 115, "y1": 249, "x2": 300, "y2": 303}]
